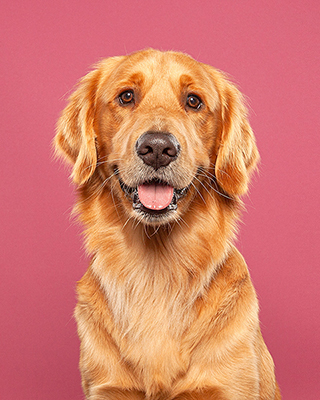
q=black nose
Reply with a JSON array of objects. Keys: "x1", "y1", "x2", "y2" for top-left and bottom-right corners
[{"x1": 136, "y1": 132, "x2": 180, "y2": 170}]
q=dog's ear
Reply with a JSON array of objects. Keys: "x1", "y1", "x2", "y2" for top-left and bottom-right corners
[
  {"x1": 206, "y1": 68, "x2": 260, "y2": 196},
  {"x1": 54, "y1": 57, "x2": 123, "y2": 185},
  {"x1": 54, "y1": 68, "x2": 101, "y2": 185}
]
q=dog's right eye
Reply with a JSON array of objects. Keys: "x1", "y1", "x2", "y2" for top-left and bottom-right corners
[
  {"x1": 119, "y1": 90, "x2": 135, "y2": 105},
  {"x1": 186, "y1": 94, "x2": 202, "y2": 110}
]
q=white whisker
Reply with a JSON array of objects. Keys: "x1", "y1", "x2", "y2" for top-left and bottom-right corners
[
  {"x1": 190, "y1": 181, "x2": 206, "y2": 205},
  {"x1": 196, "y1": 170, "x2": 234, "y2": 201},
  {"x1": 122, "y1": 215, "x2": 134, "y2": 231}
]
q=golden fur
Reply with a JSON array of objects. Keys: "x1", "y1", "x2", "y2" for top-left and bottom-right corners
[{"x1": 54, "y1": 49, "x2": 280, "y2": 399}]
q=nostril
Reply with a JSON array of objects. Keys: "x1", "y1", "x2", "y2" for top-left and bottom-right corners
[
  {"x1": 164, "y1": 146, "x2": 177, "y2": 157},
  {"x1": 138, "y1": 145, "x2": 153, "y2": 156},
  {"x1": 136, "y1": 131, "x2": 180, "y2": 170}
]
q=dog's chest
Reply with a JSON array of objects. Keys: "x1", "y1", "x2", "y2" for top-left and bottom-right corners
[
  {"x1": 125, "y1": 298, "x2": 193, "y2": 393},
  {"x1": 103, "y1": 272, "x2": 196, "y2": 392}
]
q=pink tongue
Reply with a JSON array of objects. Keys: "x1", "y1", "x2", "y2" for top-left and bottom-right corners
[{"x1": 138, "y1": 183, "x2": 174, "y2": 210}]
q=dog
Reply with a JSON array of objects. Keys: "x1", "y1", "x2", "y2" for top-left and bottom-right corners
[{"x1": 54, "y1": 49, "x2": 280, "y2": 399}]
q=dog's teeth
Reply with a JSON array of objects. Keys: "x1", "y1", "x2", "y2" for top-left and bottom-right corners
[
  {"x1": 120, "y1": 181, "x2": 125, "y2": 191},
  {"x1": 133, "y1": 191, "x2": 139, "y2": 204},
  {"x1": 174, "y1": 186, "x2": 189, "y2": 201},
  {"x1": 172, "y1": 192, "x2": 178, "y2": 205}
]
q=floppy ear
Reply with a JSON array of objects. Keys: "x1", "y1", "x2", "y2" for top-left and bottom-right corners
[
  {"x1": 54, "y1": 56, "x2": 124, "y2": 185},
  {"x1": 210, "y1": 71, "x2": 260, "y2": 196},
  {"x1": 54, "y1": 68, "x2": 102, "y2": 185}
]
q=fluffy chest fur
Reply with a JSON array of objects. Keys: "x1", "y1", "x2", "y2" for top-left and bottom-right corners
[
  {"x1": 89, "y1": 238, "x2": 216, "y2": 393},
  {"x1": 76, "y1": 222, "x2": 258, "y2": 397}
]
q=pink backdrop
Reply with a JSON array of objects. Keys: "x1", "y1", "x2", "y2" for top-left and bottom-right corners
[{"x1": 1, "y1": 1, "x2": 319, "y2": 398}]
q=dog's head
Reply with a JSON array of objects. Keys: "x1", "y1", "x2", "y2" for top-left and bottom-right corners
[{"x1": 55, "y1": 49, "x2": 259, "y2": 226}]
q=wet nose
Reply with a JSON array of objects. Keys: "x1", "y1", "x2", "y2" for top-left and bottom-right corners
[{"x1": 136, "y1": 132, "x2": 180, "y2": 170}]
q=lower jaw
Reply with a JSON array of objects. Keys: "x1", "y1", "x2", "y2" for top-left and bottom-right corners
[
  {"x1": 131, "y1": 193, "x2": 179, "y2": 223},
  {"x1": 133, "y1": 205, "x2": 176, "y2": 222},
  {"x1": 132, "y1": 207, "x2": 179, "y2": 227}
]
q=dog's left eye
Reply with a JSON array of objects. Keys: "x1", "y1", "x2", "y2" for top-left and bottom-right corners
[
  {"x1": 186, "y1": 94, "x2": 202, "y2": 110},
  {"x1": 119, "y1": 90, "x2": 135, "y2": 105}
]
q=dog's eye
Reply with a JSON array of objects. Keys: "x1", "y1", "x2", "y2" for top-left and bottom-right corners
[
  {"x1": 186, "y1": 94, "x2": 202, "y2": 110},
  {"x1": 119, "y1": 90, "x2": 134, "y2": 105}
]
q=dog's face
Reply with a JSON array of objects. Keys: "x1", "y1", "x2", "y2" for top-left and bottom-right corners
[{"x1": 55, "y1": 49, "x2": 259, "y2": 226}]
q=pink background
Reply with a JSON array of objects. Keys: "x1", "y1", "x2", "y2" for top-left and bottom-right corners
[{"x1": 1, "y1": 1, "x2": 319, "y2": 398}]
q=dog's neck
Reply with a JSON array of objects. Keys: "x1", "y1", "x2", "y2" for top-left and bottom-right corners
[{"x1": 76, "y1": 184, "x2": 238, "y2": 289}]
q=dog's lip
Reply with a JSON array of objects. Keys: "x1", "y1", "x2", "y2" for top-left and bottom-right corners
[{"x1": 115, "y1": 170, "x2": 189, "y2": 215}]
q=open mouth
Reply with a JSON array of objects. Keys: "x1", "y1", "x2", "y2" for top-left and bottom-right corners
[{"x1": 118, "y1": 177, "x2": 189, "y2": 216}]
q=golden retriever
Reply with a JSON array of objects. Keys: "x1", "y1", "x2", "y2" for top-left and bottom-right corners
[{"x1": 54, "y1": 49, "x2": 280, "y2": 400}]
